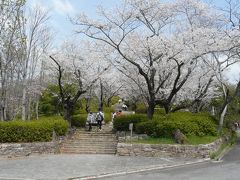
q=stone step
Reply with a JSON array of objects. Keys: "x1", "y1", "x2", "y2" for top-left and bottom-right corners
[
  {"x1": 75, "y1": 130, "x2": 114, "y2": 133},
  {"x1": 61, "y1": 146, "x2": 116, "y2": 150},
  {"x1": 60, "y1": 148, "x2": 116, "y2": 152},
  {"x1": 61, "y1": 126, "x2": 118, "y2": 155},
  {"x1": 71, "y1": 135, "x2": 116, "y2": 139},
  {"x1": 62, "y1": 143, "x2": 117, "y2": 147},
  {"x1": 61, "y1": 146, "x2": 117, "y2": 150},
  {"x1": 67, "y1": 137, "x2": 117, "y2": 141},
  {"x1": 60, "y1": 150, "x2": 116, "y2": 154},
  {"x1": 62, "y1": 143, "x2": 117, "y2": 146},
  {"x1": 72, "y1": 134, "x2": 116, "y2": 137},
  {"x1": 70, "y1": 137, "x2": 116, "y2": 140},
  {"x1": 67, "y1": 139, "x2": 117, "y2": 142},
  {"x1": 73, "y1": 133, "x2": 116, "y2": 136}
]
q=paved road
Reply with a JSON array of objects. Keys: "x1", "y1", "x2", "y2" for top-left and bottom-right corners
[
  {"x1": 102, "y1": 136, "x2": 240, "y2": 180},
  {"x1": 0, "y1": 154, "x2": 200, "y2": 180},
  {"x1": 104, "y1": 159, "x2": 240, "y2": 180}
]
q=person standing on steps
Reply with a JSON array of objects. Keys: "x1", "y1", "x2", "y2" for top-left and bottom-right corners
[
  {"x1": 96, "y1": 108, "x2": 104, "y2": 131},
  {"x1": 87, "y1": 112, "x2": 94, "y2": 131}
]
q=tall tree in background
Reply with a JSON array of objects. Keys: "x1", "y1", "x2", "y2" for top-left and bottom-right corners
[
  {"x1": 20, "y1": 7, "x2": 51, "y2": 120},
  {"x1": 0, "y1": 1, "x2": 52, "y2": 121},
  {"x1": 0, "y1": 0, "x2": 25, "y2": 120}
]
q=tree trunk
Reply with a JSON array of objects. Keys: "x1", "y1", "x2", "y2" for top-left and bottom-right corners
[
  {"x1": 22, "y1": 86, "x2": 27, "y2": 120},
  {"x1": 147, "y1": 98, "x2": 155, "y2": 119},
  {"x1": 99, "y1": 79, "x2": 104, "y2": 111},
  {"x1": 35, "y1": 100, "x2": 39, "y2": 120},
  {"x1": 163, "y1": 104, "x2": 170, "y2": 114},
  {"x1": 0, "y1": 106, "x2": 4, "y2": 121},
  {"x1": 27, "y1": 97, "x2": 32, "y2": 120},
  {"x1": 219, "y1": 104, "x2": 228, "y2": 132},
  {"x1": 64, "y1": 105, "x2": 73, "y2": 127}
]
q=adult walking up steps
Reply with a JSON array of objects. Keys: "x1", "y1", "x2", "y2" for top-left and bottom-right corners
[{"x1": 60, "y1": 126, "x2": 117, "y2": 154}]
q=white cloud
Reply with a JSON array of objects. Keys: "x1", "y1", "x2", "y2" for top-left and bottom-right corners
[{"x1": 51, "y1": 0, "x2": 76, "y2": 16}]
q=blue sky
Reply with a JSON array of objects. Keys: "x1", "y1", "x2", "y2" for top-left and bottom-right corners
[
  {"x1": 27, "y1": 0, "x2": 227, "y2": 46},
  {"x1": 27, "y1": 0, "x2": 121, "y2": 45}
]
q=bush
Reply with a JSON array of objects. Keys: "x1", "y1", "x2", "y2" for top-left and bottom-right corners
[
  {"x1": 135, "y1": 111, "x2": 217, "y2": 138},
  {"x1": 135, "y1": 103, "x2": 147, "y2": 114},
  {"x1": 135, "y1": 120, "x2": 159, "y2": 136},
  {"x1": 154, "y1": 107, "x2": 166, "y2": 115},
  {"x1": 113, "y1": 114, "x2": 148, "y2": 131},
  {"x1": 154, "y1": 112, "x2": 217, "y2": 137},
  {"x1": 104, "y1": 113, "x2": 112, "y2": 124},
  {"x1": 71, "y1": 114, "x2": 87, "y2": 127},
  {"x1": 0, "y1": 116, "x2": 68, "y2": 143}
]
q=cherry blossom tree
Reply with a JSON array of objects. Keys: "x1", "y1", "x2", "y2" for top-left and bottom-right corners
[
  {"x1": 49, "y1": 40, "x2": 109, "y2": 125},
  {"x1": 73, "y1": 0, "x2": 229, "y2": 118}
]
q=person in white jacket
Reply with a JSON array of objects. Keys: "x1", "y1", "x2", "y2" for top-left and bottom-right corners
[{"x1": 87, "y1": 112, "x2": 94, "y2": 131}]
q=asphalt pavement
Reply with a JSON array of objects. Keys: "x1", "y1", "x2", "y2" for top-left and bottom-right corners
[{"x1": 0, "y1": 154, "x2": 205, "y2": 180}]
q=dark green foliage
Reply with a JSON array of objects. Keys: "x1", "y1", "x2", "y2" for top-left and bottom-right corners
[
  {"x1": 135, "y1": 103, "x2": 147, "y2": 114},
  {"x1": 165, "y1": 112, "x2": 217, "y2": 136},
  {"x1": 0, "y1": 116, "x2": 68, "y2": 143},
  {"x1": 39, "y1": 84, "x2": 62, "y2": 116},
  {"x1": 135, "y1": 120, "x2": 159, "y2": 136},
  {"x1": 71, "y1": 114, "x2": 87, "y2": 127},
  {"x1": 104, "y1": 113, "x2": 112, "y2": 124},
  {"x1": 154, "y1": 107, "x2": 166, "y2": 115},
  {"x1": 135, "y1": 112, "x2": 217, "y2": 137},
  {"x1": 113, "y1": 114, "x2": 148, "y2": 131},
  {"x1": 39, "y1": 84, "x2": 83, "y2": 116}
]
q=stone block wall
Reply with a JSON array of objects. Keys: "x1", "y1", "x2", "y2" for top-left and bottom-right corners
[
  {"x1": 117, "y1": 138, "x2": 222, "y2": 158},
  {"x1": 0, "y1": 141, "x2": 60, "y2": 157}
]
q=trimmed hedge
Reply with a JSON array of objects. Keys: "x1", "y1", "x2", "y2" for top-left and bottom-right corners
[
  {"x1": 113, "y1": 114, "x2": 148, "y2": 131},
  {"x1": 0, "y1": 116, "x2": 68, "y2": 143},
  {"x1": 136, "y1": 112, "x2": 217, "y2": 137},
  {"x1": 71, "y1": 114, "x2": 87, "y2": 127}
]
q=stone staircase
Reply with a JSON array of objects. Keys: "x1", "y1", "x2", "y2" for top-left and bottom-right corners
[{"x1": 60, "y1": 126, "x2": 118, "y2": 154}]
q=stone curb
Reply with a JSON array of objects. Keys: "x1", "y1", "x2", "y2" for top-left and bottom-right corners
[{"x1": 70, "y1": 158, "x2": 210, "y2": 180}]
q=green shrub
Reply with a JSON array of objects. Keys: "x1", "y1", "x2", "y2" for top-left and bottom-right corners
[
  {"x1": 104, "y1": 113, "x2": 112, "y2": 124},
  {"x1": 135, "y1": 120, "x2": 159, "y2": 136},
  {"x1": 135, "y1": 103, "x2": 147, "y2": 114},
  {"x1": 134, "y1": 111, "x2": 217, "y2": 138},
  {"x1": 0, "y1": 116, "x2": 68, "y2": 143},
  {"x1": 153, "y1": 112, "x2": 217, "y2": 137},
  {"x1": 154, "y1": 107, "x2": 166, "y2": 115},
  {"x1": 71, "y1": 114, "x2": 87, "y2": 127},
  {"x1": 113, "y1": 114, "x2": 148, "y2": 131}
]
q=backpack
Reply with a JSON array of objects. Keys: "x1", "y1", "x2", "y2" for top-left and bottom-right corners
[{"x1": 96, "y1": 112, "x2": 104, "y2": 121}]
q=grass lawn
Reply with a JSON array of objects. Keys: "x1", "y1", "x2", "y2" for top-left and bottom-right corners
[
  {"x1": 187, "y1": 135, "x2": 218, "y2": 145},
  {"x1": 127, "y1": 137, "x2": 175, "y2": 144},
  {"x1": 126, "y1": 135, "x2": 218, "y2": 145}
]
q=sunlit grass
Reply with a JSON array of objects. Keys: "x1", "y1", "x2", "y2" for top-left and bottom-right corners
[
  {"x1": 126, "y1": 135, "x2": 218, "y2": 145},
  {"x1": 187, "y1": 135, "x2": 218, "y2": 145},
  {"x1": 127, "y1": 137, "x2": 175, "y2": 144}
]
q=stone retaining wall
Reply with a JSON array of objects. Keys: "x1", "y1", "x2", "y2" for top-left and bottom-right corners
[
  {"x1": 117, "y1": 138, "x2": 222, "y2": 158},
  {"x1": 0, "y1": 141, "x2": 60, "y2": 157}
]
